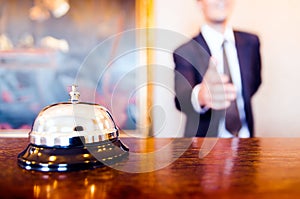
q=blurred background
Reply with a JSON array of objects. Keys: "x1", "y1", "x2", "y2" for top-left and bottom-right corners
[
  {"x1": 1, "y1": 0, "x2": 300, "y2": 137},
  {"x1": 0, "y1": 0, "x2": 137, "y2": 131}
]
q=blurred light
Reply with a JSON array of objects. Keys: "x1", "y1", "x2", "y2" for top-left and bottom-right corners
[
  {"x1": 40, "y1": 36, "x2": 69, "y2": 52},
  {"x1": 83, "y1": 153, "x2": 90, "y2": 158},
  {"x1": 0, "y1": 34, "x2": 13, "y2": 50},
  {"x1": 49, "y1": 155, "x2": 57, "y2": 162},
  {"x1": 57, "y1": 167, "x2": 67, "y2": 171},
  {"x1": 33, "y1": 185, "x2": 41, "y2": 198},
  {"x1": 41, "y1": 167, "x2": 50, "y2": 172},
  {"x1": 90, "y1": 184, "x2": 95, "y2": 197},
  {"x1": 29, "y1": 5, "x2": 50, "y2": 22},
  {"x1": 44, "y1": 0, "x2": 70, "y2": 18},
  {"x1": 29, "y1": 0, "x2": 70, "y2": 21},
  {"x1": 51, "y1": 1, "x2": 70, "y2": 18}
]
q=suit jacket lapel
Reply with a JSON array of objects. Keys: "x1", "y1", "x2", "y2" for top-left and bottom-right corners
[
  {"x1": 195, "y1": 33, "x2": 211, "y2": 56},
  {"x1": 194, "y1": 33, "x2": 212, "y2": 76}
]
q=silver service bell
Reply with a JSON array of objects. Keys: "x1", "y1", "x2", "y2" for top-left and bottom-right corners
[{"x1": 18, "y1": 85, "x2": 129, "y2": 172}]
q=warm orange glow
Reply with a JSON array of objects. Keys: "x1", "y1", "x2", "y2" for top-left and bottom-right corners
[
  {"x1": 136, "y1": 0, "x2": 155, "y2": 137},
  {"x1": 33, "y1": 185, "x2": 41, "y2": 198}
]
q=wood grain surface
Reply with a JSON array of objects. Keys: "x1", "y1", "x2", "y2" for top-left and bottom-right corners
[{"x1": 0, "y1": 137, "x2": 300, "y2": 199}]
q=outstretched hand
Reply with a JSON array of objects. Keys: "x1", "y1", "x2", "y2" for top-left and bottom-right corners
[{"x1": 198, "y1": 57, "x2": 237, "y2": 110}]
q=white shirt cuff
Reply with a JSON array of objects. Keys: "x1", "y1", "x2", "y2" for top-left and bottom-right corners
[{"x1": 191, "y1": 84, "x2": 209, "y2": 113}]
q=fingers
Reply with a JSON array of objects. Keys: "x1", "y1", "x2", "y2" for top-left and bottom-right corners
[
  {"x1": 199, "y1": 57, "x2": 238, "y2": 110},
  {"x1": 199, "y1": 81, "x2": 237, "y2": 110},
  {"x1": 223, "y1": 83, "x2": 237, "y2": 101},
  {"x1": 207, "y1": 85, "x2": 236, "y2": 109}
]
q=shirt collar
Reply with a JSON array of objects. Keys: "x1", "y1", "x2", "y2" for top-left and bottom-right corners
[{"x1": 202, "y1": 24, "x2": 235, "y2": 47}]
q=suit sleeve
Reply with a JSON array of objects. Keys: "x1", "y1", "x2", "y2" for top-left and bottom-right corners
[
  {"x1": 253, "y1": 35, "x2": 262, "y2": 95},
  {"x1": 173, "y1": 47, "x2": 203, "y2": 114}
]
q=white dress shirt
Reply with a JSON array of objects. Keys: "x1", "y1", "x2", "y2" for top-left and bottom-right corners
[{"x1": 191, "y1": 24, "x2": 250, "y2": 138}]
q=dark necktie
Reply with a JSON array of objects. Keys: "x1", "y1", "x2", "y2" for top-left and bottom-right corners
[{"x1": 222, "y1": 42, "x2": 242, "y2": 136}]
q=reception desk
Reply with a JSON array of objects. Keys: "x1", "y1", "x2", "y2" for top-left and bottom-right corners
[{"x1": 0, "y1": 135, "x2": 300, "y2": 198}]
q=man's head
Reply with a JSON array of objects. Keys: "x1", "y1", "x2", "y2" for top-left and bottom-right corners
[{"x1": 197, "y1": 0, "x2": 235, "y2": 26}]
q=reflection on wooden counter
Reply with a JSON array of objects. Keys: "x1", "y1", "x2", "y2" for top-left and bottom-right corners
[{"x1": 1, "y1": 137, "x2": 300, "y2": 198}]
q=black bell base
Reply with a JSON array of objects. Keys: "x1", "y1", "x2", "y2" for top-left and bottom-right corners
[{"x1": 17, "y1": 139, "x2": 129, "y2": 172}]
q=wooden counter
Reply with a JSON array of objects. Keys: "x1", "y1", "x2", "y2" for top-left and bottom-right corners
[{"x1": 1, "y1": 137, "x2": 300, "y2": 198}]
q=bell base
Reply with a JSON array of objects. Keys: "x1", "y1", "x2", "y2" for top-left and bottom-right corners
[{"x1": 17, "y1": 139, "x2": 129, "y2": 172}]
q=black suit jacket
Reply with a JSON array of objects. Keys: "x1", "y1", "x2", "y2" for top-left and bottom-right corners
[{"x1": 173, "y1": 31, "x2": 261, "y2": 137}]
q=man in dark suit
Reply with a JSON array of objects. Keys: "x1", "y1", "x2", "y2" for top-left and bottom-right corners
[{"x1": 173, "y1": 0, "x2": 261, "y2": 137}]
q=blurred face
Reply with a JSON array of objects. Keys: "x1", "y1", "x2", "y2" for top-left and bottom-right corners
[{"x1": 198, "y1": 0, "x2": 235, "y2": 25}]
